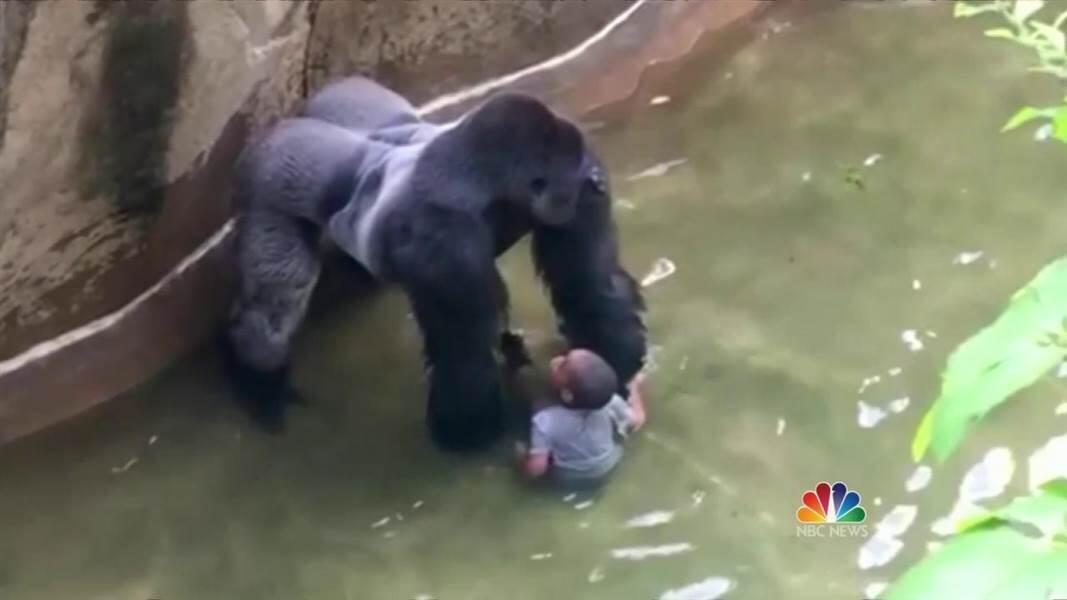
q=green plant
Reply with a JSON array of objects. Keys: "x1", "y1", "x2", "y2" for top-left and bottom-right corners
[
  {"x1": 911, "y1": 257, "x2": 1067, "y2": 463},
  {"x1": 884, "y1": 479, "x2": 1067, "y2": 600},
  {"x1": 884, "y1": 3, "x2": 1067, "y2": 598},
  {"x1": 955, "y1": 0, "x2": 1067, "y2": 141}
]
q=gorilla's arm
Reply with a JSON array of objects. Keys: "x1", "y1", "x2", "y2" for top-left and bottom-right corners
[
  {"x1": 386, "y1": 204, "x2": 505, "y2": 450},
  {"x1": 532, "y1": 177, "x2": 647, "y2": 393}
]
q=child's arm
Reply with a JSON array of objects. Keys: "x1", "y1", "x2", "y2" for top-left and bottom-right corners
[
  {"x1": 516, "y1": 417, "x2": 553, "y2": 478},
  {"x1": 515, "y1": 442, "x2": 550, "y2": 478},
  {"x1": 627, "y1": 373, "x2": 648, "y2": 431}
]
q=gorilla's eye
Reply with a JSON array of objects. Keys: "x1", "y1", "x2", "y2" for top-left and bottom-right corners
[{"x1": 530, "y1": 177, "x2": 548, "y2": 195}]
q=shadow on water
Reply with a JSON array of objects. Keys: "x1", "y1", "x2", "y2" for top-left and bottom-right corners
[{"x1": 2, "y1": 2, "x2": 1067, "y2": 599}]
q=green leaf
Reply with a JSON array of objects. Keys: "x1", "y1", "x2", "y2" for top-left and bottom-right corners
[
  {"x1": 1052, "y1": 107, "x2": 1067, "y2": 143},
  {"x1": 884, "y1": 526, "x2": 1067, "y2": 600},
  {"x1": 1042, "y1": 478, "x2": 1067, "y2": 501},
  {"x1": 911, "y1": 407, "x2": 935, "y2": 462},
  {"x1": 1002, "y1": 106, "x2": 1051, "y2": 131},
  {"x1": 955, "y1": 1, "x2": 1008, "y2": 18},
  {"x1": 912, "y1": 257, "x2": 1067, "y2": 462},
  {"x1": 1013, "y1": 0, "x2": 1046, "y2": 23},
  {"x1": 995, "y1": 491, "x2": 1067, "y2": 536},
  {"x1": 955, "y1": 509, "x2": 1000, "y2": 534},
  {"x1": 985, "y1": 27, "x2": 1019, "y2": 40},
  {"x1": 983, "y1": 547, "x2": 1067, "y2": 600},
  {"x1": 1030, "y1": 21, "x2": 1066, "y2": 53},
  {"x1": 889, "y1": 483, "x2": 1067, "y2": 599}
]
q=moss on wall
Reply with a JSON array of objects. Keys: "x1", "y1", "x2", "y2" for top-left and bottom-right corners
[
  {"x1": 78, "y1": 1, "x2": 191, "y2": 222},
  {"x1": 0, "y1": 1, "x2": 37, "y2": 154}
]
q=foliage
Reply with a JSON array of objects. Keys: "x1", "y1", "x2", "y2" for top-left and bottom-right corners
[
  {"x1": 954, "y1": 0, "x2": 1067, "y2": 142},
  {"x1": 886, "y1": 4, "x2": 1067, "y2": 599},
  {"x1": 912, "y1": 257, "x2": 1067, "y2": 463},
  {"x1": 884, "y1": 479, "x2": 1067, "y2": 600}
]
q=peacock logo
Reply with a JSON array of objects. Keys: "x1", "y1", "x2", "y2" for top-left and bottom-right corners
[{"x1": 796, "y1": 481, "x2": 867, "y2": 524}]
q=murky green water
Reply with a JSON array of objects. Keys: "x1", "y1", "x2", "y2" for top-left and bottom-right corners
[{"x1": 3, "y1": 3, "x2": 1067, "y2": 599}]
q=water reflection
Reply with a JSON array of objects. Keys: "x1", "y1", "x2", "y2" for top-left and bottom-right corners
[{"x1": 659, "y1": 576, "x2": 735, "y2": 600}]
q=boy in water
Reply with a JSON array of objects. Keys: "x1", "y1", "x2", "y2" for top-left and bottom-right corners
[{"x1": 501, "y1": 333, "x2": 647, "y2": 487}]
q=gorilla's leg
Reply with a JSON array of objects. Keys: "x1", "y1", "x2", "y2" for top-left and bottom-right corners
[
  {"x1": 300, "y1": 76, "x2": 419, "y2": 132},
  {"x1": 388, "y1": 206, "x2": 504, "y2": 451},
  {"x1": 225, "y1": 209, "x2": 322, "y2": 431},
  {"x1": 532, "y1": 185, "x2": 648, "y2": 394}
]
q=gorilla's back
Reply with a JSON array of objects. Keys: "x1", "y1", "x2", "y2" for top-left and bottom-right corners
[
  {"x1": 300, "y1": 76, "x2": 420, "y2": 132},
  {"x1": 325, "y1": 143, "x2": 423, "y2": 278}
]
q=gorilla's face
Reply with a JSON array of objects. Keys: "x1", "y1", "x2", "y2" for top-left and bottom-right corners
[
  {"x1": 526, "y1": 160, "x2": 582, "y2": 226},
  {"x1": 527, "y1": 157, "x2": 611, "y2": 226},
  {"x1": 460, "y1": 93, "x2": 590, "y2": 226}
]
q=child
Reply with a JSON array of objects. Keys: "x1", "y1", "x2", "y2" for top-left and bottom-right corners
[{"x1": 501, "y1": 333, "x2": 647, "y2": 487}]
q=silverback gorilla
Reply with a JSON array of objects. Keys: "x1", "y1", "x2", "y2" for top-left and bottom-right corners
[{"x1": 223, "y1": 76, "x2": 647, "y2": 451}]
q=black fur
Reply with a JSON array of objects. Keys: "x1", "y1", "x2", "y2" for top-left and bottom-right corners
[
  {"x1": 532, "y1": 154, "x2": 647, "y2": 396},
  {"x1": 224, "y1": 76, "x2": 646, "y2": 450}
]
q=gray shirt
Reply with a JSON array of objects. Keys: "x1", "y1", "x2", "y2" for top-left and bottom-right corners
[{"x1": 530, "y1": 395, "x2": 636, "y2": 482}]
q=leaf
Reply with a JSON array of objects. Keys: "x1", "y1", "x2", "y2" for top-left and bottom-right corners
[
  {"x1": 1030, "y1": 21, "x2": 1066, "y2": 53},
  {"x1": 983, "y1": 551, "x2": 1067, "y2": 600},
  {"x1": 1001, "y1": 106, "x2": 1051, "y2": 131},
  {"x1": 1013, "y1": 0, "x2": 1046, "y2": 22},
  {"x1": 911, "y1": 407, "x2": 935, "y2": 462},
  {"x1": 912, "y1": 257, "x2": 1067, "y2": 463},
  {"x1": 955, "y1": 509, "x2": 1000, "y2": 534},
  {"x1": 955, "y1": 1, "x2": 1008, "y2": 18},
  {"x1": 985, "y1": 27, "x2": 1019, "y2": 40},
  {"x1": 883, "y1": 526, "x2": 1067, "y2": 600},
  {"x1": 1034, "y1": 42, "x2": 1064, "y2": 65},
  {"x1": 889, "y1": 482, "x2": 1067, "y2": 599},
  {"x1": 1052, "y1": 107, "x2": 1067, "y2": 143},
  {"x1": 1041, "y1": 478, "x2": 1067, "y2": 500},
  {"x1": 994, "y1": 491, "x2": 1067, "y2": 536}
]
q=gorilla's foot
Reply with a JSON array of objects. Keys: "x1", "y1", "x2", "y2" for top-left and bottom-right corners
[{"x1": 426, "y1": 379, "x2": 505, "y2": 453}]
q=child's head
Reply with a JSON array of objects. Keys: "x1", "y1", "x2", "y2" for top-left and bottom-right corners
[{"x1": 549, "y1": 348, "x2": 619, "y2": 410}]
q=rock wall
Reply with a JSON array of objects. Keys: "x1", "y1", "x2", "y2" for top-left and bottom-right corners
[
  {"x1": 306, "y1": 0, "x2": 623, "y2": 106},
  {"x1": 0, "y1": 0, "x2": 308, "y2": 359}
]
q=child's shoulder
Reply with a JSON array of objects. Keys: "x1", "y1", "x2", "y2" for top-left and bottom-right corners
[{"x1": 532, "y1": 404, "x2": 568, "y2": 424}]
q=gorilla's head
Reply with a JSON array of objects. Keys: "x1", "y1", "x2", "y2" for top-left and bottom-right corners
[{"x1": 457, "y1": 93, "x2": 588, "y2": 225}]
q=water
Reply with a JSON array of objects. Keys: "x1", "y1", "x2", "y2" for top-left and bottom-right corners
[{"x1": 3, "y1": 3, "x2": 1067, "y2": 599}]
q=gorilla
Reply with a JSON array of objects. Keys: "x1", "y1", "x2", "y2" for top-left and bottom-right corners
[{"x1": 223, "y1": 76, "x2": 647, "y2": 451}]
